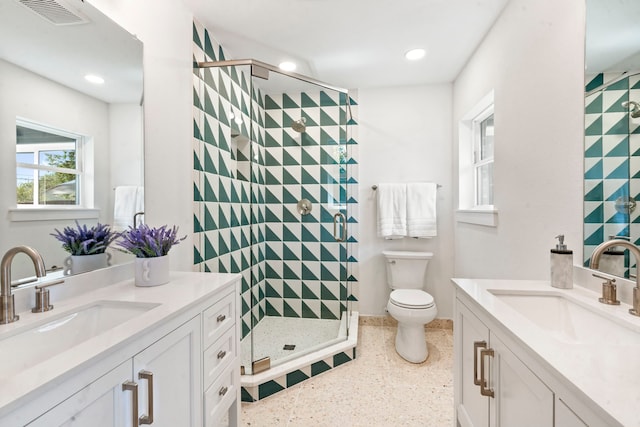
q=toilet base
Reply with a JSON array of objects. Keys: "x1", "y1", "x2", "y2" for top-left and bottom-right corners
[{"x1": 395, "y1": 322, "x2": 428, "y2": 363}]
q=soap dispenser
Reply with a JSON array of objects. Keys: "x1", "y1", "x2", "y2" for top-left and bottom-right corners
[
  {"x1": 598, "y1": 235, "x2": 626, "y2": 277},
  {"x1": 550, "y1": 235, "x2": 573, "y2": 289}
]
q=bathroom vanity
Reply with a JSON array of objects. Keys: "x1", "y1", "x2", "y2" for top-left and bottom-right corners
[
  {"x1": 452, "y1": 278, "x2": 640, "y2": 427},
  {"x1": 0, "y1": 268, "x2": 241, "y2": 427}
]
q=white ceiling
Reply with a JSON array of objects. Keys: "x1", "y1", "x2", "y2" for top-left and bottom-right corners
[
  {"x1": 185, "y1": 0, "x2": 510, "y2": 89},
  {"x1": 0, "y1": 0, "x2": 142, "y2": 104}
]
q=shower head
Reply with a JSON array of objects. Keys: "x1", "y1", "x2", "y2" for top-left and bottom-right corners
[
  {"x1": 291, "y1": 117, "x2": 306, "y2": 133},
  {"x1": 622, "y1": 101, "x2": 640, "y2": 118}
]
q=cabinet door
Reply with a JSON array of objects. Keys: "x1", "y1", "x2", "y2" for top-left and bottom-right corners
[
  {"x1": 555, "y1": 398, "x2": 588, "y2": 427},
  {"x1": 455, "y1": 300, "x2": 490, "y2": 427},
  {"x1": 489, "y1": 333, "x2": 553, "y2": 427},
  {"x1": 26, "y1": 360, "x2": 132, "y2": 427},
  {"x1": 133, "y1": 315, "x2": 202, "y2": 427}
]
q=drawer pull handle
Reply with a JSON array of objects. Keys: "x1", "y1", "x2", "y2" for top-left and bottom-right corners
[
  {"x1": 219, "y1": 386, "x2": 228, "y2": 396},
  {"x1": 217, "y1": 314, "x2": 226, "y2": 322},
  {"x1": 122, "y1": 380, "x2": 139, "y2": 427},
  {"x1": 480, "y1": 348, "x2": 495, "y2": 398},
  {"x1": 473, "y1": 341, "x2": 487, "y2": 386},
  {"x1": 217, "y1": 350, "x2": 227, "y2": 359},
  {"x1": 138, "y1": 370, "x2": 154, "y2": 425}
]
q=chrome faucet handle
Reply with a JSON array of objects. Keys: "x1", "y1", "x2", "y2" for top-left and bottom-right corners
[{"x1": 31, "y1": 279, "x2": 64, "y2": 313}]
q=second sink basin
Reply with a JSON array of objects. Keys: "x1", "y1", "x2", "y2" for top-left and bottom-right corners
[
  {"x1": 488, "y1": 290, "x2": 640, "y2": 345},
  {"x1": 0, "y1": 300, "x2": 159, "y2": 378}
]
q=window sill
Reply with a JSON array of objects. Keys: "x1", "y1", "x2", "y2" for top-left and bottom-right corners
[
  {"x1": 8, "y1": 207, "x2": 100, "y2": 222},
  {"x1": 456, "y1": 208, "x2": 499, "y2": 227}
]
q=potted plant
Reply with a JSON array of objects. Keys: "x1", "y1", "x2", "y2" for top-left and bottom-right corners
[
  {"x1": 117, "y1": 224, "x2": 186, "y2": 287},
  {"x1": 51, "y1": 221, "x2": 117, "y2": 274}
]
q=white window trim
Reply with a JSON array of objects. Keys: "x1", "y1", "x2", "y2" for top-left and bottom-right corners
[
  {"x1": 457, "y1": 90, "x2": 498, "y2": 227},
  {"x1": 14, "y1": 118, "x2": 94, "y2": 217}
]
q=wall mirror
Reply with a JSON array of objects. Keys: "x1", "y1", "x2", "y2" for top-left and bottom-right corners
[
  {"x1": 0, "y1": 0, "x2": 144, "y2": 282},
  {"x1": 584, "y1": 0, "x2": 640, "y2": 278}
]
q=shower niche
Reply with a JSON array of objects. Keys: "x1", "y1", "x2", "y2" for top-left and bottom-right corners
[{"x1": 193, "y1": 36, "x2": 357, "y2": 401}]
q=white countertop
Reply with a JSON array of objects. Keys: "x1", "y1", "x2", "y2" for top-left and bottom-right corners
[
  {"x1": 0, "y1": 270, "x2": 240, "y2": 417},
  {"x1": 452, "y1": 278, "x2": 640, "y2": 427}
]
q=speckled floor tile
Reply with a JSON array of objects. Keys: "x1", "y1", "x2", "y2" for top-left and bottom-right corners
[{"x1": 241, "y1": 323, "x2": 454, "y2": 426}]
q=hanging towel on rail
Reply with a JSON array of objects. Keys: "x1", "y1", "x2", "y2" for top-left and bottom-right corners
[
  {"x1": 376, "y1": 183, "x2": 407, "y2": 239},
  {"x1": 406, "y1": 182, "x2": 437, "y2": 238},
  {"x1": 113, "y1": 186, "x2": 144, "y2": 231}
]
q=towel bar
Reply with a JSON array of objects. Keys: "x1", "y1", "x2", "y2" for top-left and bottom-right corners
[{"x1": 371, "y1": 184, "x2": 442, "y2": 190}]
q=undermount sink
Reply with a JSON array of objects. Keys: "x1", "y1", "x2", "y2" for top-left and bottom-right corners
[
  {"x1": 0, "y1": 300, "x2": 159, "y2": 377},
  {"x1": 488, "y1": 290, "x2": 640, "y2": 345}
]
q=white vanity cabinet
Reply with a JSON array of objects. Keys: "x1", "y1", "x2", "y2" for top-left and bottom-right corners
[
  {"x1": 455, "y1": 299, "x2": 553, "y2": 427},
  {"x1": 26, "y1": 316, "x2": 201, "y2": 427},
  {"x1": 454, "y1": 286, "x2": 616, "y2": 427},
  {"x1": 0, "y1": 272, "x2": 241, "y2": 427}
]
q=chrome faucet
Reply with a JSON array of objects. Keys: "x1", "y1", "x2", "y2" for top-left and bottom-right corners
[
  {"x1": 590, "y1": 239, "x2": 640, "y2": 316},
  {"x1": 1, "y1": 246, "x2": 46, "y2": 324}
]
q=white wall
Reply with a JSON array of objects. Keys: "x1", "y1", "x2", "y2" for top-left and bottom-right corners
[
  {"x1": 453, "y1": 0, "x2": 585, "y2": 279},
  {"x1": 0, "y1": 59, "x2": 110, "y2": 278},
  {"x1": 90, "y1": 0, "x2": 194, "y2": 271},
  {"x1": 358, "y1": 84, "x2": 455, "y2": 317}
]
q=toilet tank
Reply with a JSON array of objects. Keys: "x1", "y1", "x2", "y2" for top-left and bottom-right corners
[{"x1": 382, "y1": 251, "x2": 433, "y2": 290}]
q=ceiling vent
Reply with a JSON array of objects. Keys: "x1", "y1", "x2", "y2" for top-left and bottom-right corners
[{"x1": 17, "y1": 0, "x2": 89, "y2": 25}]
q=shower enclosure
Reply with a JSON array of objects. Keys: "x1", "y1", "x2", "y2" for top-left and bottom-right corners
[
  {"x1": 193, "y1": 58, "x2": 355, "y2": 376},
  {"x1": 584, "y1": 71, "x2": 640, "y2": 277}
]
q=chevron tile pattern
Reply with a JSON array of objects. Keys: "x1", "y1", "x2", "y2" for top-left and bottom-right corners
[
  {"x1": 584, "y1": 72, "x2": 640, "y2": 270},
  {"x1": 193, "y1": 19, "x2": 359, "y2": 350}
]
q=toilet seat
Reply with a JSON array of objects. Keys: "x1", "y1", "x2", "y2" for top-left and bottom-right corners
[{"x1": 390, "y1": 289, "x2": 434, "y2": 309}]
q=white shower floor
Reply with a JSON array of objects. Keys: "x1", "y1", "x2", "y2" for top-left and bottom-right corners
[{"x1": 241, "y1": 315, "x2": 345, "y2": 372}]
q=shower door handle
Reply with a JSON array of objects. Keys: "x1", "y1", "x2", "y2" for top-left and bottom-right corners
[{"x1": 333, "y1": 212, "x2": 347, "y2": 242}]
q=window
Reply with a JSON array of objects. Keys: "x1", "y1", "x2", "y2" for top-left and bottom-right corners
[
  {"x1": 457, "y1": 91, "x2": 498, "y2": 226},
  {"x1": 473, "y1": 110, "x2": 494, "y2": 207},
  {"x1": 16, "y1": 120, "x2": 84, "y2": 206}
]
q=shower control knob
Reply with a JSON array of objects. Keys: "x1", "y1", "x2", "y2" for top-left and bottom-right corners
[{"x1": 297, "y1": 199, "x2": 313, "y2": 216}]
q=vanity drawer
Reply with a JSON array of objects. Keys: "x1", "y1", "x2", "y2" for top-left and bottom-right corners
[
  {"x1": 203, "y1": 327, "x2": 236, "y2": 390},
  {"x1": 204, "y1": 363, "x2": 237, "y2": 426},
  {"x1": 203, "y1": 291, "x2": 235, "y2": 349}
]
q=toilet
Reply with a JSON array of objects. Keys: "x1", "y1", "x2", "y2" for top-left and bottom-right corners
[{"x1": 383, "y1": 250, "x2": 438, "y2": 363}]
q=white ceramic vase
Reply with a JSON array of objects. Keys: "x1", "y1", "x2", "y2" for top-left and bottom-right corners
[
  {"x1": 135, "y1": 255, "x2": 170, "y2": 287},
  {"x1": 65, "y1": 252, "x2": 111, "y2": 275}
]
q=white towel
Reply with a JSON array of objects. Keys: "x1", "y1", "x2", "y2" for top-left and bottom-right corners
[
  {"x1": 407, "y1": 182, "x2": 437, "y2": 238},
  {"x1": 377, "y1": 183, "x2": 407, "y2": 239},
  {"x1": 113, "y1": 186, "x2": 144, "y2": 231}
]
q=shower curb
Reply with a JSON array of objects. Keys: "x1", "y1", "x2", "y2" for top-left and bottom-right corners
[{"x1": 241, "y1": 312, "x2": 359, "y2": 402}]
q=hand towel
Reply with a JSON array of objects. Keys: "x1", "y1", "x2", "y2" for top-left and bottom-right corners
[
  {"x1": 407, "y1": 182, "x2": 437, "y2": 238},
  {"x1": 377, "y1": 183, "x2": 407, "y2": 239},
  {"x1": 113, "y1": 186, "x2": 143, "y2": 231}
]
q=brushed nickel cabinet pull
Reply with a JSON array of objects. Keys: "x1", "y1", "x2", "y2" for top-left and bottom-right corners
[
  {"x1": 138, "y1": 370, "x2": 154, "y2": 425},
  {"x1": 480, "y1": 348, "x2": 495, "y2": 398},
  {"x1": 217, "y1": 350, "x2": 227, "y2": 359},
  {"x1": 217, "y1": 314, "x2": 226, "y2": 322},
  {"x1": 122, "y1": 380, "x2": 139, "y2": 427},
  {"x1": 473, "y1": 341, "x2": 487, "y2": 386},
  {"x1": 219, "y1": 386, "x2": 229, "y2": 396}
]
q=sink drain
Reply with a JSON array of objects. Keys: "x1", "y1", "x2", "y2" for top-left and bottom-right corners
[{"x1": 283, "y1": 344, "x2": 296, "y2": 351}]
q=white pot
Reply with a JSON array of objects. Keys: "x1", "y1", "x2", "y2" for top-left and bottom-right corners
[
  {"x1": 134, "y1": 255, "x2": 170, "y2": 287},
  {"x1": 64, "y1": 252, "x2": 111, "y2": 275}
]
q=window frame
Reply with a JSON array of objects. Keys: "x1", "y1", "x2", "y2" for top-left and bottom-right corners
[
  {"x1": 457, "y1": 90, "x2": 498, "y2": 227},
  {"x1": 472, "y1": 107, "x2": 494, "y2": 208},
  {"x1": 15, "y1": 118, "x2": 86, "y2": 208}
]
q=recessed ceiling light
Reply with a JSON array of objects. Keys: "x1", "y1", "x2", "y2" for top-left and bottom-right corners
[
  {"x1": 84, "y1": 74, "x2": 104, "y2": 84},
  {"x1": 405, "y1": 48, "x2": 426, "y2": 61},
  {"x1": 279, "y1": 61, "x2": 297, "y2": 72}
]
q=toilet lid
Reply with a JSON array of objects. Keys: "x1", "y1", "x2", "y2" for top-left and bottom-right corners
[{"x1": 390, "y1": 289, "x2": 435, "y2": 309}]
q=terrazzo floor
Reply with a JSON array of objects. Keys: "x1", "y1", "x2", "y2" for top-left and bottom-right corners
[
  {"x1": 241, "y1": 316, "x2": 343, "y2": 371},
  {"x1": 240, "y1": 318, "x2": 454, "y2": 426}
]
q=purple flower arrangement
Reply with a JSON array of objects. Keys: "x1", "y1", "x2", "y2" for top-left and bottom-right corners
[
  {"x1": 51, "y1": 221, "x2": 118, "y2": 255},
  {"x1": 117, "y1": 224, "x2": 186, "y2": 258}
]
